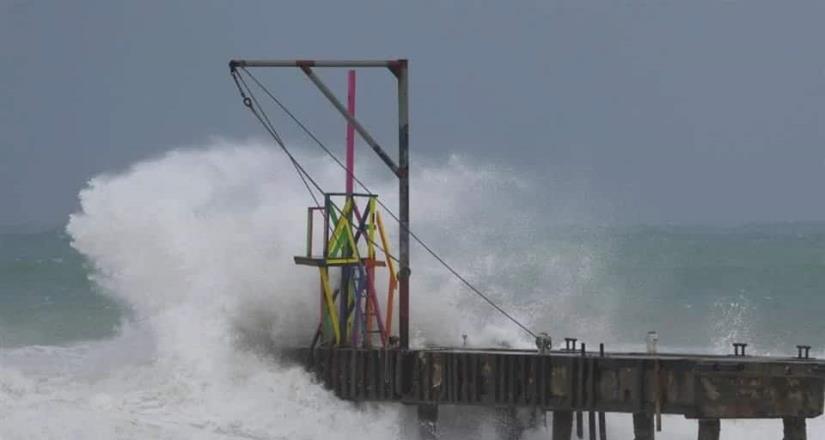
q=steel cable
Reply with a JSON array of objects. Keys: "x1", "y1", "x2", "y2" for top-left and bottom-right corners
[{"x1": 232, "y1": 68, "x2": 538, "y2": 340}]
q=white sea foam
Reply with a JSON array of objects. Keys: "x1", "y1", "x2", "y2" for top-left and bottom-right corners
[
  {"x1": 0, "y1": 140, "x2": 533, "y2": 439},
  {"x1": 0, "y1": 140, "x2": 821, "y2": 439}
]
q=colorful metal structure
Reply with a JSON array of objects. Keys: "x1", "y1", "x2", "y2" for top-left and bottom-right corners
[
  {"x1": 295, "y1": 192, "x2": 397, "y2": 348},
  {"x1": 278, "y1": 67, "x2": 401, "y2": 349},
  {"x1": 229, "y1": 58, "x2": 412, "y2": 349}
]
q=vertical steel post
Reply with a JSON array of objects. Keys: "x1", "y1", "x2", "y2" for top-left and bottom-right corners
[
  {"x1": 340, "y1": 259, "x2": 350, "y2": 346},
  {"x1": 345, "y1": 70, "x2": 357, "y2": 346},
  {"x1": 346, "y1": 70, "x2": 356, "y2": 194},
  {"x1": 395, "y1": 59, "x2": 411, "y2": 350},
  {"x1": 323, "y1": 195, "x2": 331, "y2": 257},
  {"x1": 323, "y1": 195, "x2": 332, "y2": 345},
  {"x1": 306, "y1": 208, "x2": 313, "y2": 257}
]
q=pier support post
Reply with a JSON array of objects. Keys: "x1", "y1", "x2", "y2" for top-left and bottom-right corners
[
  {"x1": 496, "y1": 407, "x2": 526, "y2": 440},
  {"x1": 552, "y1": 411, "x2": 573, "y2": 440},
  {"x1": 632, "y1": 413, "x2": 654, "y2": 440},
  {"x1": 783, "y1": 417, "x2": 806, "y2": 440},
  {"x1": 697, "y1": 419, "x2": 720, "y2": 440},
  {"x1": 417, "y1": 404, "x2": 438, "y2": 439}
]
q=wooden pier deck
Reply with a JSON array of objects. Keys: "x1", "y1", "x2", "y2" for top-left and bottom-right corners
[{"x1": 292, "y1": 346, "x2": 825, "y2": 439}]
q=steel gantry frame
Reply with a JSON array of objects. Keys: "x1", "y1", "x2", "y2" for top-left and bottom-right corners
[{"x1": 228, "y1": 59, "x2": 412, "y2": 349}]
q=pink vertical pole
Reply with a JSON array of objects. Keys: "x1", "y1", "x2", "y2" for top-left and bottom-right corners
[
  {"x1": 346, "y1": 70, "x2": 356, "y2": 194},
  {"x1": 345, "y1": 70, "x2": 360, "y2": 345}
]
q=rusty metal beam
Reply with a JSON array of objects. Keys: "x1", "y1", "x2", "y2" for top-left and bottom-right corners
[
  {"x1": 395, "y1": 59, "x2": 410, "y2": 350},
  {"x1": 230, "y1": 59, "x2": 403, "y2": 68},
  {"x1": 298, "y1": 66, "x2": 400, "y2": 175}
]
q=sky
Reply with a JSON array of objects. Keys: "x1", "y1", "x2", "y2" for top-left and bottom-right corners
[{"x1": 1, "y1": 0, "x2": 824, "y2": 229}]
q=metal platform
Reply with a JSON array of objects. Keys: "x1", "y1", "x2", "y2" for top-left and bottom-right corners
[{"x1": 293, "y1": 256, "x2": 386, "y2": 267}]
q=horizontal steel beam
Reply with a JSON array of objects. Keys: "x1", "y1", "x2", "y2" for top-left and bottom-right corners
[{"x1": 230, "y1": 59, "x2": 404, "y2": 69}]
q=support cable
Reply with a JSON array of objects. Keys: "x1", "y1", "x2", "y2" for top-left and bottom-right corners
[
  {"x1": 232, "y1": 70, "x2": 322, "y2": 207},
  {"x1": 242, "y1": 68, "x2": 365, "y2": 193},
  {"x1": 232, "y1": 68, "x2": 538, "y2": 340}
]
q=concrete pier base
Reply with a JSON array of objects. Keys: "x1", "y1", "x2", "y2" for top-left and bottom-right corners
[
  {"x1": 417, "y1": 404, "x2": 438, "y2": 440},
  {"x1": 783, "y1": 417, "x2": 806, "y2": 440},
  {"x1": 697, "y1": 419, "x2": 720, "y2": 440},
  {"x1": 632, "y1": 413, "x2": 654, "y2": 440},
  {"x1": 552, "y1": 411, "x2": 573, "y2": 440}
]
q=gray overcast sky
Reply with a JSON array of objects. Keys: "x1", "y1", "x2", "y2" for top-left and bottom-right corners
[{"x1": 2, "y1": 0, "x2": 824, "y2": 228}]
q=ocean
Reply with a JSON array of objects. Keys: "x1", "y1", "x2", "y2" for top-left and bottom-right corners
[{"x1": 1, "y1": 142, "x2": 824, "y2": 439}]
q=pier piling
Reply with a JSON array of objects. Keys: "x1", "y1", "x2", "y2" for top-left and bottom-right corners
[
  {"x1": 552, "y1": 411, "x2": 573, "y2": 440},
  {"x1": 783, "y1": 417, "x2": 806, "y2": 440},
  {"x1": 697, "y1": 419, "x2": 720, "y2": 440},
  {"x1": 496, "y1": 407, "x2": 526, "y2": 440},
  {"x1": 633, "y1": 413, "x2": 654, "y2": 440},
  {"x1": 417, "y1": 404, "x2": 438, "y2": 439},
  {"x1": 588, "y1": 411, "x2": 596, "y2": 440},
  {"x1": 576, "y1": 410, "x2": 583, "y2": 438}
]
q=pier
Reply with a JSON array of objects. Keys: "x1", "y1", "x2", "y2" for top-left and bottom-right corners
[
  {"x1": 229, "y1": 58, "x2": 825, "y2": 439},
  {"x1": 293, "y1": 345, "x2": 825, "y2": 439}
]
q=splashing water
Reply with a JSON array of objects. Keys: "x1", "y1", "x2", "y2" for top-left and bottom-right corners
[{"x1": 1, "y1": 140, "x2": 824, "y2": 438}]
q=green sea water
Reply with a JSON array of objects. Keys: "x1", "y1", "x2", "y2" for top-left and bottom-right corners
[
  {"x1": 0, "y1": 229, "x2": 121, "y2": 347},
  {"x1": 2, "y1": 222, "x2": 823, "y2": 353}
]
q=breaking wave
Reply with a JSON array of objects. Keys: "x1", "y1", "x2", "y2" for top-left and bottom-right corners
[{"x1": 0, "y1": 139, "x2": 822, "y2": 438}]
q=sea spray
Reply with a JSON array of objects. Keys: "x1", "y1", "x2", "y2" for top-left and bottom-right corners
[
  {"x1": 9, "y1": 143, "x2": 400, "y2": 438},
  {"x1": 2, "y1": 141, "x2": 536, "y2": 438},
  {"x1": 1, "y1": 140, "x2": 822, "y2": 438}
]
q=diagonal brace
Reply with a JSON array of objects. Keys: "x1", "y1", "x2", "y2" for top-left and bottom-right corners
[{"x1": 299, "y1": 66, "x2": 400, "y2": 175}]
